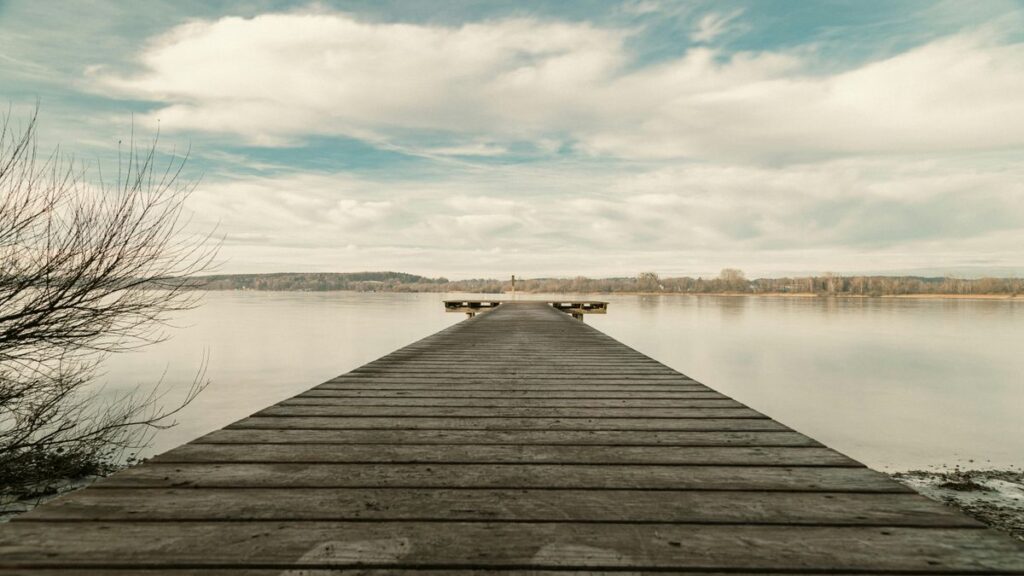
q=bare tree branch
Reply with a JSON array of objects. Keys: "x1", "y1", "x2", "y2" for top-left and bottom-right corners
[{"x1": 0, "y1": 107, "x2": 220, "y2": 499}]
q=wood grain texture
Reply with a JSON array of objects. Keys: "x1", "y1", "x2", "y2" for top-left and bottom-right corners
[
  {"x1": 299, "y1": 389, "x2": 725, "y2": 398},
  {"x1": 20, "y1": 489, "x2": 980, "y2": 526},
  {"x1": 93, "y1": 463, "x2": 913, "y2": 492},
  {"x1": 281, "y1": 397, "x2": 744, "y2": 407},
  {"x1": 2, "y1": 301, "x2": 1020, "y2": 573},
  {"x1": 194, "y1": 428, "x2": 821, "y2": 446},
  {"x1": 2, "y1": 522, "x2": 1022, "y2": 572},
  {"x1": 150, "y1": 444, "x2": 858, "y2": 466},
  {"x1": 315, "y1": 382, "x2": 711, "y2": 390},
  {"x1": 227, "y1": 416, "x2": 790, "y2": 431},
  {"x1": 255, "y1": 405, "x2": 765, "y2": 418}
]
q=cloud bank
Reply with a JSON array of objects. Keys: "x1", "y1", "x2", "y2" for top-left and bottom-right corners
[
  {"x1": 78, "y1": 7, "x2": 1024, "y2": 277},
  {"x1": 100, "y1": 11, "x2": 1024, "y2": 161}
]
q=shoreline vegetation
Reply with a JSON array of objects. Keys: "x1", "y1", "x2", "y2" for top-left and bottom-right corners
[{"x1": 180, "y1": 270, "x2": 1023, "y2": 298}]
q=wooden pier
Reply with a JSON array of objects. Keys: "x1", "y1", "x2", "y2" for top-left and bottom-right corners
[{"x1": 1, "y1": 301, "x2": 1021, "y2": 573}]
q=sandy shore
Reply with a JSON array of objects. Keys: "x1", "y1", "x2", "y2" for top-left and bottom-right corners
[{"x1": 892, "y1": 468, "x2": 1024, "y2": 541}]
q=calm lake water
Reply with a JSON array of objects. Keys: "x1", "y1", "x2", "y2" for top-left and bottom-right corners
[{"x1": 98, "y1": 292, "x2": 1024, "y2": 471}]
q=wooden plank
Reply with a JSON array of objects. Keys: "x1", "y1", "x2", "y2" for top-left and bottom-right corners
[
  {"x1": 95, "y1": 463, "x2": 911, "y2": 492},
  {"x1": 19, "y1": 488, "x2": 979, "y2": 527},
  {"x1": 366, "y1": 358, "x2": 674, "y2": 362},
  {"x1": 351, "y1": 368, "x2": 683, "y2": 375},
  {"x1": 359, "y1": 359, "x2": 669, "y2": 365},
  {"x1": 376, "y1": 358, "x2": 673, "y2": 363},
  {"x1": 151, "y1": 444, "x2": 856, "y2": 466},
  {"x1": 316, "y1": 382, "x2": 711, "y2": 391},
  {"x1": 2, "y1": 522, "x2": 1021, "y2": 572},
  {"x1": 356, "y1": 360, "x2": 671, "y2": 365},
  {"x1": 375, "y1": 355, "x2": 670, "y2": 360},
  {"x1": 346, "y1": 372, "x2": 687, "y2": 378},
  {"x1": 280, "y1": 397, "x2": 745, "y2": 408},
  {"x1": 299, "y1": 389, "x2": 727, "y2": 398},
  {"x1": 356, "y1": 369, "x2": 680, "y2": 373},
  {"x1": 0, "y1": 571, "x2": 853, "y2": 576},
  {"x1": 255, "y1": 406, "x2": 765, "y2": 418},
  {"x1": 228, "y1": 416, "x2": 789, "y2": 431},
  {"x1": 195, "y1": 429, "x2": 820, "y2": 446},
  {"x1": 399, "y1": 358, "x2": 673, "y2": 363}
]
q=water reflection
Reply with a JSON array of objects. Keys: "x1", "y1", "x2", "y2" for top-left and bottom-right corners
[{"x1": 714, "y1": 295, "x2": 748, "y2": 320}]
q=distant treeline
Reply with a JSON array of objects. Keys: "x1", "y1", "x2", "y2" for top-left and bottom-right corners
[
  {"x1": 186, "y1": 270, "x2": 1023, "y2": 296},
  {"x1": 189, "y1": 272, "x2": 448, "y2": 291}
]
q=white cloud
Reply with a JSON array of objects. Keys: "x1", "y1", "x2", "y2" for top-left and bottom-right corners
[
  {"x1": 576, "y1": 32, "x2": 1024, "y2": 160},
  {"x1": 95, "y1": 10, "x2": 1024, "y2": 162},
  {"x1": 99, "y1": 13, "x2": 627, "y2": 146},
  {"x1": 188, "y1": 155, "x2": 1024, "y2": 277},
  {"x1": 427, "y1": 142, "x2": 509, "y2": 157},
  {"x1": 73, "y1": 8, "x2": 1024, "y2": 277},
  {"x1": 691, "y1": 9, "x2": 744, "y2": 43},
  {"x1": 621, "y1": 1, "x2": 662, "y2": 16}
]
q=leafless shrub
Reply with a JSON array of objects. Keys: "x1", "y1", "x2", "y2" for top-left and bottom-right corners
[{"x1": 0, "y1": 107, "x2": 219, "y2": 500}]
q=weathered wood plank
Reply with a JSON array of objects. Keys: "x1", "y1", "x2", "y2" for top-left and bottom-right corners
[
  {"x1": 357, "y1": 359, "x2": 670, "y2": 364},
  {"x1": 228, "y1": 416, "x2": 789, "y2": 431},
  {"x1": 2, "y1": 523, "x2": 1021, "y2": 572},
  {"x1": 375, "y1": 357, "x2": 676, "y2": 363},
  {"x1": 299, "y1": 389, "x2": 726, "y2": 398},
  {"x1": 327, "y1": 368, "x2": 696, "y2": 379},
  {"x1": 336, "y1": 360, "x2": 686, "y2": 365},
  {"x1": 19, "y1": 489, "x2": 979, "y2": 527},
  {"x1": 195, "y1": 429, "x2": 820, "y2": 446},
  {"x1": 95, "y1": 463, "x2": 911, "y2": 492},
  {"x1": 351, "y1": 369, "x2": 683, "y2": 376},
  {"x1": 345, "y1": 372, "x2": 688, "y2": 379},
  {"x1": 280, "y1": 397, "x2": 745, "y2": 408},
  {"x1": 255, "y1": 406, "x2": 765, "y2": 418},
  {"x1": 0, "y1": 571, "x2": 852, "y2": 576},
  {"x1": 151, "y1": 444, "x2": 857, "y2": 466},
  {"x1": 316, "y1": 382, "x2": 711, "y2": 391},
  {"x1": 400, "y1": 357, "x2": 655, "y2": 362}
]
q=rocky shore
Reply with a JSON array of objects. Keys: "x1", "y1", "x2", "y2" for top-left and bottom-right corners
[{"x1": 893, "y1": 468, "x2": 1024, "y2": 541}]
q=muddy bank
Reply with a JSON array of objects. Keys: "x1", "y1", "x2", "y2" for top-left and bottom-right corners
[{"x1": 892, "y1": 468, "x2": 1024, "y2": 541}]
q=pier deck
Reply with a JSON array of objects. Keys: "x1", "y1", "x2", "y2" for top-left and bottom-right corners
[{"x1": 1, "y1": 302, "x2": 1021, "y2": 573}]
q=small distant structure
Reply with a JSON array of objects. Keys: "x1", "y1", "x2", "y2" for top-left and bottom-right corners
[
  {"x1": 549, "y1": 300, "x2": 608, "y2": 320},
  {"x1": 444, "y1": 300, "x2": 608, "y2": 321},
  {"x1": 443, "y1": 300, "x2": 501, "y2": 317}
]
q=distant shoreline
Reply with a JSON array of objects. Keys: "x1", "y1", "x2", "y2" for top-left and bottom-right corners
[
  {"x1": 197, "y1": 288, "x2": 1021, "y2": 300},
  {"x1": 180, "y1": 272, "x2": 1023, "y2": 299},
  {"x1": 589, "y1": 292, "x2": 1023, "y2": 300}
]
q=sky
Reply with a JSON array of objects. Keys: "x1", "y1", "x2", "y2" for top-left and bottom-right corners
[{"x1": 1, "y1": 0, "x2": 1023, "y2": 279}]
